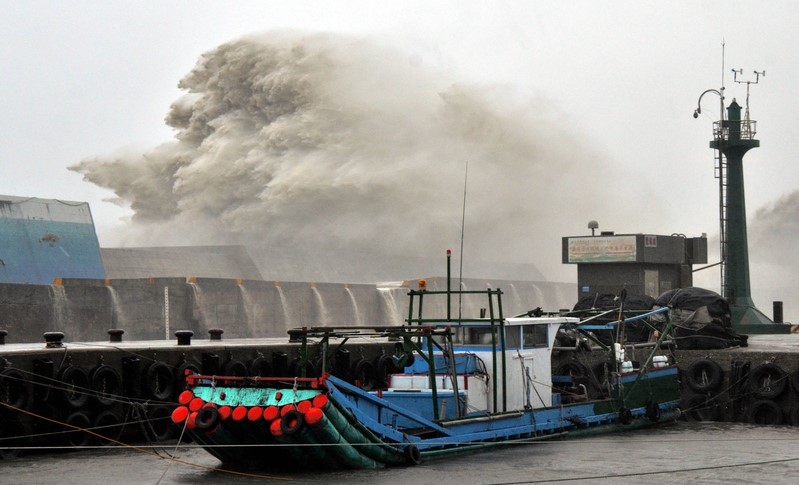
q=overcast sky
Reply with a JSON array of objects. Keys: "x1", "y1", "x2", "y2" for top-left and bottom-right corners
[{"x1": 1, "y1": 1, "x2": 797, "y2": 304}]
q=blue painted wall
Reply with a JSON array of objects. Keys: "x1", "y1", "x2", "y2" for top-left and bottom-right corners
[{"x1": 0, "y1": 197, "x2": 105, "y2": 284}]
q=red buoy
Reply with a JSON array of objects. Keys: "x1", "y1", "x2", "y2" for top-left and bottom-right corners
[
  {"x1": 188, "y1": 397, "x2": 205, "y2": 412},
  {"x1": 312, "y1": 394, "x2": 329, "y2": 409},
  {"x1": 231, "y1": 406, "x2": 247, "y2": 421},
  {"x1": 280, "y1": 404, "x2": 297, "y2": 416},
  {"x1": 171, "y1": 406, "x2": 189, "y2": 424},
  {"x1": 187, "y1": 411, "x2": 198, "y2": 430},
  {"x1": 202, "y1": 401, "x2": 218, "y2": 409},
  {"x1": 178, "y1": 390, "x2": 194, "y2": 405},
  {"x1": 305, "y1": 407, "x2": 324, "y2": 426},
  {"x1": 218, "y1": 406, "x2": 232, "y2": 420},
  {"x1": 263, "y1": 405, "x2": 279, "y2": 422},
  {"x1": 297, "y1": 400, "x2": 312, "y2": 414},
  {"x1": 269, "y1": 418, "x2": 283, "y2": 437},
  {"x1": 247, "y1": 406, "x2": 263, "y2": 421}
]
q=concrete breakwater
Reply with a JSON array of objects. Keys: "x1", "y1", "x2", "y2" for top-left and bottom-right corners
[
  {"x1": 0, "y1": 276, "x2": 576, "y2": 343},
  {"x1": 0, "y1": 333, "x2": 395, "y2": 456},
  {"x1": 550, "y1": 334, "x2": 799, "y2": 426}
]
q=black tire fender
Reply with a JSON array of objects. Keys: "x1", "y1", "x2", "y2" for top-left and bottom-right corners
[
  {"x1": 93, "y1": 410, "x2": 122, "y2": 445},
  {"x1": 351, "y1": 359, "x2": 376, "y2": 391},
  {"x1": 645, "y1": 400, "x2": 661, "y2": 422},
  {"x1": 0, "y1": 368, "x2": 31, "y2": 410},
  {"x1": 142, "y1": 361, "x2": 174, "y2": 401},
  {"x1": 618, "y1": 407, "x2": 633, "y2": 425},
  {"x1": 174, "y1": 361, "x2": 200, "y2": 395},
  {"x1": 404, "y1": 444, "x2": 422, "y2": 465},
  {"x1": 280, "y1": 409, "x2": 304, "y2": 436},
  {"x1": 221, "y1": 359, "x2": 248, "y2": 377},
  {"x1": 58, "y1": 366, "x2": 90, "y2": 409},
  {"x1": 194, "y1": 406, "x2": 220, "y2": 432},
  {"x1": 685, "y1": 360, "x2": 724, "y2": 393},
  {"x1": 555, "y1": 361, "x2": 589, "y2": 378},
  {"x1": 248, "y1": 357, "x2": 272, "y2": 378},
  {"x1": 748, "y1": 364, "x2": 787, "y2": 399},
  {"x1": 90, "y1": 365, "x2": 122, "y2": 407},
  {"x1": 748, "y1": 399, "x2": 783, "y2": 425},
  {"x1": 63, "y1": 411, "x2": 93, "y2": 447}
]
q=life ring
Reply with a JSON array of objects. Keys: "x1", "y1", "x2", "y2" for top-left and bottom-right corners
[
  {"x1": 404, "y1": 444, "x2": 422, "y2": 465},
  {"x1": 63, "y1": 411, "x2": 93, "y2": 447},
  {"x1": 90, "y1": 365, "x2": 122, "y2": 407},
  {"x1": 0, "y1": 368, "x2": 31, "y2": 410},
  {"x1": 685, "y1": 360, "x2": 724, "y2": 393},
  {"x1": 684, "y1": 395, "x2": 720, "y2": 422},
  {"x1": 248, "y1": 357, "x2": 272, "y2": 378},
  {"x1": 142, "y1": 361, "x2": 174, "y2": 401},
  {"x1": 748, "y1": 364, "x2": 787, "y2": 399},
  {"x1": 747, "y1": 399, "x2": 783, "y2": 425},
  {"x1": 221, "y1": 359, "x2": 248, "y2": 377},
  {"x1": 280, "y1": 409, "x2": 304, "y2": 436},
  {"x1": 618, "y1": 407, "x2": 633, "y2": 425},
  {"x1": 645, "y1": 400, "x2": 661, "y2": 422},
  {"x1": 93, "y1": 410, "x2": 122, "y2": 445},
  {"x1": 194, "y1": 406, "x2": 220, "y2": 433},
  {"x1": 58, "y1": 366, "x2": 90, "y2": 409},
  {"x1": 351, "y1": 359, "x2": 376, "y2": 391}
]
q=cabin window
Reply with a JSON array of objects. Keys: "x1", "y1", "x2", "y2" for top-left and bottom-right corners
[
  {"x1": 522, "y1": 324, "x2": 548, "y2": 348},
  {"x1": 460, "y1": 327, "x2": 495, "y2": 346},
  {"x1": 504, "y1": 326, "x2": 521, "y2": 349}
]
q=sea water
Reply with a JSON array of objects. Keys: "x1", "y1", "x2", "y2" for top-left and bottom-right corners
[{"x1": 3, "y1": 422, "x2": 799, "y2": 484}]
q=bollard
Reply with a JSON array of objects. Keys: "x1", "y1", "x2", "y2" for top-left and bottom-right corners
[
  {"x1": 208, "y1": 328, "x2": 224, "y2": 341},
  {"x1": 0, "y1": 329, "x2": 7, "y2": 345},
  {"x1": 175, "y1": 330, "x2": 194, "y2": 346},
  {"x1": 773, "y1": 301, "x2": 784, "y2": 324},
  {"x1": 108, "y1": 329, "x2": 125, "y2": 343},
  {"x1": 43, "y1": 331, "x2": 65, "y2": 348}
]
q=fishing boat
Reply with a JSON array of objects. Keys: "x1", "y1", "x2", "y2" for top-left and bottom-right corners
[{"x1": 170, "y1": 256, "x2": 681, "y2": 470}]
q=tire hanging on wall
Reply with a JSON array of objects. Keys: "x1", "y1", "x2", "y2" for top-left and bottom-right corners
[
  {"x1": 174, "y1": 361, "x2": 200, "y2": 395},
  {"x1": 63, "y1": 411, "x2": 93, "y2": 447},
  {"x1": 141, "y1": 361, "x2": 174, "y2": 401},
  {"x1": 93, "y1": 410, "x2": 123, "y2": 445},
  {"x1": 221, "y1": 359, "x2": 248, "y2": 377},
  {"x1": 618, "y1": 407, "x2": 633, "y2": 425},
  {"x1": 248, "y1": 357, "x2": 272, "y2": 378},
  {"x1": 555, "y1": 361, "x2": 589, "y2": 378},
  {"x1": 748, "y1": 364, "x2": 787, "y2": 399},
  {"x1": 90, "y1": 365, "x2": 122, "y2": 407},
  {"x1": 146, "y1": 404, "x2": 177, "y2": 441},
  {"x1": 375, "y1": 354, "x2": 400, "y2": 388},
  {"x1": 0, "y1": 368, "x2": 31, "y2": 410},
  {"x1": 747, "y1": 399, "x2": 783, "y2": 425},
  {"x1": 58, "y1": 366, "x2": 90, "y2": 409},
  {"x1": 685, "y1": 360, "x2": 724, "y2": 393},
  {"x1": 404, "y1": 444, "x2": 422, "y2": 465},
  {"x1": 351, "y1": 359, "x2": 376, "y2": 391}
]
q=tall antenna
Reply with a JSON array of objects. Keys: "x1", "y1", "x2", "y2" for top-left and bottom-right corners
[
  {"x1": 458, "y1": 162, "x2": 468, "y2": 321},
  {"x1": 732, "y1": 68, "x2": 765, "y2": 122}
]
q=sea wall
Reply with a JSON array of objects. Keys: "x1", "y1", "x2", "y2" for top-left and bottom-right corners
[{"x1": 0, "y1": 277, "x2": 576, "y2": 343}]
